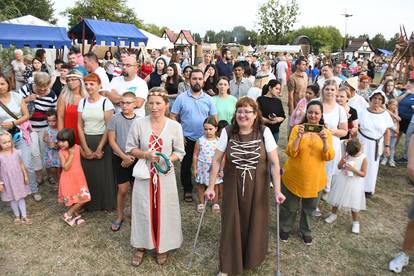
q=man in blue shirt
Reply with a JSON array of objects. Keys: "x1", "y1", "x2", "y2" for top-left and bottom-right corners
[
  {"x1": 171, "y1": 69, "x2": 218, "y2": 202},
  {"x1": 67, "y1": 51, "x2": 88, "y2": 76},
  {"x1": 216, "y1": 48, "x2": 234, "y2": 79}
]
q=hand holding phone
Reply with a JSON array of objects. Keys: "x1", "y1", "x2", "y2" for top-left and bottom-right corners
[{"x1": 304, "y1": 124, "x2": 323, "y2": 133}]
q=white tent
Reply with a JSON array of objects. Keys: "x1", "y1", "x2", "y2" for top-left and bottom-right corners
[
  {"x1": 139, "y1": 29, "x2": 174, "y2": 50},
  {"x1": 264, "y1": 45, "x2": 301, "y2": 53},
  {"x1": 2, "y1": 15, "x2": 55, "y2": 27}
]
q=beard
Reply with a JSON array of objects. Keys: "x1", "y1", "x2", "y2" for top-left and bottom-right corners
[{"x1": 191, "y1": 83, "x2": 202, "y2": 92}]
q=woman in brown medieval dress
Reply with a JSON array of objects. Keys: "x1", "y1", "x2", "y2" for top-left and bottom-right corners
[{"x1": 205, "y1": 96, "x2": 285, "y2": 275}]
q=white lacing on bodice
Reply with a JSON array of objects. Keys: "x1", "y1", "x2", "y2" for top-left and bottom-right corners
[
  {"x1": 149, "y1": 133, "x2": 163, "y2": 208},
  {"x1": 229, "y1": 138, "x2": 261, "y2": 196}
]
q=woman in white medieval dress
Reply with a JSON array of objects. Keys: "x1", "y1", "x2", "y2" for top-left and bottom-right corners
[
  {"x1": 358, "y1": 90, "x2": 393, "y2": 197},
  {"x1": 321, "y1": 80, "x2": 348, "y2": 193},
  {"x1": 125, "y1": 87, "x2": 185, "y2": 266}
]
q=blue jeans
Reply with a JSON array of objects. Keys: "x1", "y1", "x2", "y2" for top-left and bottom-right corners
[
  {"x1": 390, "y1": 130, "x2": 397, "y2": 161},
  {"x1": 272, "y1": 131, "x2": 280, "y2": 144},
  {"x1": 15, "y1": 139, "x2": 38, "y2": 194}
]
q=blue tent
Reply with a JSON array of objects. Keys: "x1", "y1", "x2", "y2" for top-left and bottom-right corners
[
  {"x1": 0, "y1": 23, "x2": 71, "y2": 48},
  {"x1": 68, "y1": 19, "x2": 148, "y2": 46},
  {"x1": 378, "y1": 48, "x2": 393, "y2": 57}
]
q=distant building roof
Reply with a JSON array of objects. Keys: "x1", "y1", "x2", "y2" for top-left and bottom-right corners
[
  {"x1": 175, "y1": 30, "x2": 196, "y2": 45},
  {"x1": 163, "y1": 29, "x2": 177, "y2": 43},
  {"x1": 344, "y1": 38, "x2": 375, "y2": 53},
  {"x1": 293, "y1": 35, "x2": 311, "y2": 45}
]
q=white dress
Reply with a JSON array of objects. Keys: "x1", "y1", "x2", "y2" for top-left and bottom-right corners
[
  {"x1": 125, "y1": 117, "x2": 185, "y2": 253},
  {"x1": 323, "y1": 103, "x2": 347, "y2": 191},
  {"x1": 327, "y1": 153, "x2": 367, "y2": 211},
  {"x1": 357, "y1": 108, "x2": 394, "y2": 194}
]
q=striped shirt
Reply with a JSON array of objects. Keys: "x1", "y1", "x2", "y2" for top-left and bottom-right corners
[{"x1": 16, "y1": 84, "x2": 57, "y2": 129}]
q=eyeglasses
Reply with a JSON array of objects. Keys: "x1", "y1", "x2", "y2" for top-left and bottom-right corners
[
  {"x1": 236, "y1": 110, "x2": 255, "y2": 115},
  {"x1": 122, "y1": 64, "x2": 136, "y2": 68}
]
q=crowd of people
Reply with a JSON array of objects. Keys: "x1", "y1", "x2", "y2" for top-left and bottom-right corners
[{"x1": 1, "y1": 45, "x2": 414, "y2": 274}]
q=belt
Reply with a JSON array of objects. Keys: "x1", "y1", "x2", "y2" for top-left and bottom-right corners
[{"x1": 358, "y1": 129, "x2": 384, "y2": 161}]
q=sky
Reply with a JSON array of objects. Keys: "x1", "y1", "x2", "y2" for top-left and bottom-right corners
[{"x1": 54, "y1": 0, "x2": 414, "y2": 40}]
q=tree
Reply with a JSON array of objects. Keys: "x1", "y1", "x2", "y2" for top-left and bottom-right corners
[
  {"x1": 0, "y1": 0, "x2": 56, "y2": 24},
  {"x1": 370, "y1": 33, "x2": 387, "y2": 50},
  {"x1": 290, "y1": 26, "x2": 343, "y2": 54},
  {"x1": 204, "y1": 30, "x2": 216, "y2": 43},
  {"x1": 257, "y1": 0, "x2": 299, "y2": 44},
  {"x1": 141, "y1": 23, "x2": 165, "y2": 37},
  {"x1": 193, "y1": 33, "x2": 202, "y2": 44},
  {"x1": 385, "y1": 33, "x2": 400, "y2": 51},
  {"x1": 62, "y1": 0, "x2": 142, "y2": 29}
]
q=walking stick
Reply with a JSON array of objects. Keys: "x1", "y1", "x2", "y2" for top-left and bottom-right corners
[
  {"x1": 188, "y1": 197, "x2": 209, "y2": 268},
  {"x1": 276, "y1": 202, "x2": 281, "y2": 276}
]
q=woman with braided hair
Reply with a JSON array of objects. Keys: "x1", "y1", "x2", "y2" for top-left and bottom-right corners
[{"x1": 205, "y1": 96, "x2": 285, "y2": 275}]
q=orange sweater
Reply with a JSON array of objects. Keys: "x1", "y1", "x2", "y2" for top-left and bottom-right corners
[{"x1": 282, "y1": 125, "x2": 335, "y2": 198}]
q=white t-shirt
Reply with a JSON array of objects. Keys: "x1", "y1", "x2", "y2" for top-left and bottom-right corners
[
  {"x1": 349, "y1": 93, "x2": 369, "y2": 117},
  {"x1": 78, "y1": 96, "x2": 114, "y2": 135},
  {"x1": 216, "y1": 127, "x2": 277, "y2": 153},
  {"x1": 276, "y1": 61, "x2": 288, "y2": 80},
  {"x1": 109, "y1": 76, "x2": 149, "y2": 117},
  {"x1": 95, "y1": 66, "x2": 110, "y2": 92},
  {"x1": 323, "y1": 103, "x2": 347, "y2": 130}
]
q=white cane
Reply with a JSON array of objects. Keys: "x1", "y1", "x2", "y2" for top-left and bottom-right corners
[
  {"x1": 188, "y1": 197, "x2": 209, "y2": 268},
  {"x1": 276, "y1": 202, "x2": 281, "y2": 276}
]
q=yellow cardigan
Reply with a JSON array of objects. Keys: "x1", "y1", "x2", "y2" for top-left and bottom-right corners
[{"x1": 282, "y1": 125, "x2": 335, "y2": 198}]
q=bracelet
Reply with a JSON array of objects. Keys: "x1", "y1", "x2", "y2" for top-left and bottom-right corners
[{"x1": 385, "y1": 145, "x2": 390, "y2": 147}]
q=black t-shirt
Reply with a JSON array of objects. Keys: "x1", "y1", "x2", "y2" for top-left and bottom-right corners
[
  {"x1": 148, "y1": 72, "x2": 162, "y2": 89},
  {"x1": 51, "y1": 77, "x2": 63, "y2": 98},
  {"x1": 341, "y1": 106, "x2": 358, "y2": 140},
  {"x1": 203, "y1": 78, "x2": 218, "y2": 95},
  {"x1": 257, "y1": 96, "x2": 286, "y2": 133},
  {"x1": 165, "y1": 80, "x2": 181, "y2": 95}
]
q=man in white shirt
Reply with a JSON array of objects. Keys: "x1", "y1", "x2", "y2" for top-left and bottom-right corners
[
  {"x1": 106, "y1": 56, "x2": 148, "y2": 117},
  {"x1": 317, "y1": 64, "x2": 343, "y2": 91},
  {"x1": 84, "y1": 52, "x2": 110, "y2": 92},
  {"x1": 276, "y1": 56, "x2": 288, "y2": 86},
  {"x1": 230, "y1": 61, "x2": 253, "y2": 98}
]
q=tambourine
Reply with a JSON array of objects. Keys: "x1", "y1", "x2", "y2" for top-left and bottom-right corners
[{"x1": 153, "y1": 152, "x2": 172, "y2": 174}]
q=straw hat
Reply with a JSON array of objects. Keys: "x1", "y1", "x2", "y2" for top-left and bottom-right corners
[{"x1": 345, "y1": 76, "x2": 358, "y2": 91}]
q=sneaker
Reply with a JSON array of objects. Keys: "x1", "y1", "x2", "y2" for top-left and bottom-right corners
[
  {"x1": 32, "y1": 193, "x2": 42, "y2": 202},
  {"x1": 352, "y1": 221, "x2": 360, "y2": 234},
  {"x1": 389, "y1": 160, "x2": 396, "y2": 167},
  {"x1": 321, "y1": 192, "x2": 328, "y2": 201},
  {"x1": 324, "y1": 213, "x2": 337, "y2": 224},
  {"x1": 301, "y1": 234, "x2": 313, "y2": 246},
  {"x1": 270, "y1": 182, "x2": 274, "y2": 189},
  {"x1": 381, "y1": 157, "x2": 388, "y2": 166},
  {"x1": 389, "y1": 252, "x2": 409, "y2": 273},
  {"x1": 314, "y1": 207, "x2": 322, "y2": 217},
  {"x1": 279, "y1": 231, "x2": 289, "y2": 242}
]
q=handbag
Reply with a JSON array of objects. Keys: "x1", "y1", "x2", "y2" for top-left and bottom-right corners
[
  {"x1": 0, "y1": 100, "x2": 22, "y2": 142},
  {"x1": 132, "y1": 158, "x2": 150, "y2": 180}
]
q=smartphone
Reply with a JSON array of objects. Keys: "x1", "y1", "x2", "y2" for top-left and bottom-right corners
[
  {"x1": 304, "y1": 124, "x2": 323, "y2": 133},
  {"x1": 269, "y1": 113, "x2": 277, "y2": 119}
]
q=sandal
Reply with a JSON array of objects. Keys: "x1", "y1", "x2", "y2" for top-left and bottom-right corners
[
  {"x1": 47, "y1": 176, "x2": 56, "y2": 185},
  {"x1": 14, "y1": 217, "x2": 21, "y2": 225},
  {"x1": 73, "y1": 215, "x2": 85, "y2": 226},
  {"x1": 111, "y1": 220, "x2": 123, "y2": 232},
  {"x1": 156, "y1": 252, "x2": 168, "y2": 265},
  {"x1": 62, "y1": 213, "x2": 76, "y2": 227},
  {"x1": 184, "y1": 193, "x2": 193, "y2": 202},
  {"x1": 212, "y1": 203, "x2": 220, "y2": 214},
  {"x1": 21, "y1": 217, "x2": 33, "y2": 225},
  {"x1": 197, "y1": 203, "x2": 205, "y2": 213},
  {"x1": 131, "y1": 249, "x2": 145, "y2": 267}
]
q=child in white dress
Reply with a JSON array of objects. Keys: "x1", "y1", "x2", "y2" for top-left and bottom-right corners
[{"x1": 325, "y1": 139, "x2": 367, "y2": 234}]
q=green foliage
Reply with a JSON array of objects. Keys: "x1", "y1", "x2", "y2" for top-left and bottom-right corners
[
  {"x1": 0, "y1": 0, "x2": 56, "y2": 24},
  {"x1": 385, "y1": 33, "x2": 400, "y2": 51},
  {"x1": 141, "y1": 24, "x2": 165, "y2": 37},
  {"x1": 290, "y1": 25, "x2": 343, "y2": 54},
  {"x1": 257, "y1": 0, "x2": 299, "y2": 44},
  {"x1": 62, "y1": 0, "x2": 142, "y2": 29},
  {"x1": 370, "y1": 33, "x2": 387, "y2": 50},
  {"x1": 192, "y1": 33, "x2": 202, "y2": 44}
]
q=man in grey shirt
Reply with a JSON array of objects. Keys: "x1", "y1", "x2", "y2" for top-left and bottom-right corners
[{"x1": 230, "y1": 61, "x2": 253, "y2": 99}]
